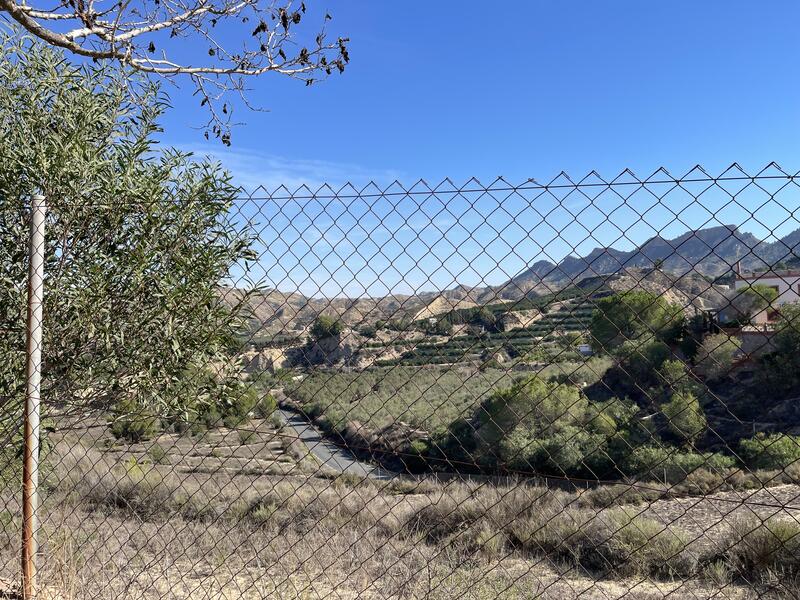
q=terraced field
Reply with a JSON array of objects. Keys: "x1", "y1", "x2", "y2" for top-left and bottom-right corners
[
  {"x1": 48, "y1": 411, "x2": 316, "y2": 481},
  {"x1": 378, "y1": 296, "x2": 598, "y2": 367}
]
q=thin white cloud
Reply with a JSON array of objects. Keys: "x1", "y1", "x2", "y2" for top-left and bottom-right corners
[{"x1": 174, "y1": 143, "x2": 405, "y2": 193}]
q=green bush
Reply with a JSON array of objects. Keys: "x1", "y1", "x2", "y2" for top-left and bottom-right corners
[
  {"x1": 739, "y1": 433, "x2": 800, "y2": 470},
  {"x1": 309, "y1": 315, "x2": 344, "y2": 341},
  {"x1": 470, "y1": 376, "x2": 627, "y2": 475},
  {"x1": 501, "y1": 425, "x2": 608, "y2": 476},
  {"x1": 476, "y1": 377, "x2": 588, "y2": 443},
  {"x1": 110, "y1": 397, "x2": 160, "y2": 442},
  {"x1": 694, "y1": 333, "x2": 740, "y2": 381},
  {"x1": 623, "y1": 445, "x2": 734, "y2": 483},
  {"x1": 586, "y1": 397, "x2": 638, "y2": 437},
  {"x1": 662, "y1": 390, "x2": 706, "y2": 443}
]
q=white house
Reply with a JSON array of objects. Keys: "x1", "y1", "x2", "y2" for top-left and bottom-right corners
[{"x1": 734, "y1": 264, "x2": 800, "y2": 324}]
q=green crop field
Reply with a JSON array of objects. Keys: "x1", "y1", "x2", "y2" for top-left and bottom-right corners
[
  {"x1": 286, "y1": 366, "x2": 515, "y2": 436},
  {"x1": 285, "y1": 358, "x2": 613, "y2": 439},
  {"x1": 378, "y1": 296, "x2": 597, "y2": 366}
]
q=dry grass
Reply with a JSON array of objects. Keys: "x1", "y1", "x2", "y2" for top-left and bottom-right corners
[{"x1": 0, "y1": 433, "x2": 790, "y2": 599}]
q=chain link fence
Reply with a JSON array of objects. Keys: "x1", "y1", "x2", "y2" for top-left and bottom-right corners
[{"x1": 2, "y1": 164, "x2": 800, "y2": 599}]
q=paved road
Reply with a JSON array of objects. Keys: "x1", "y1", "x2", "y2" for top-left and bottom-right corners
[{"x1": 277, "y1": 407, "x2": 397, "y2": 480}]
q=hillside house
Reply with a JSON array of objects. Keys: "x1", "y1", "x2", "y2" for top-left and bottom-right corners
[{"x1": 734, "y1": 263, "x2": 800, "y2": 324}]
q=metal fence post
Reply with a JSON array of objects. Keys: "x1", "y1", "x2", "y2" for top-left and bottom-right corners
[{"x1": 22, "y1": 193, "x2": 46, "y2": 600}]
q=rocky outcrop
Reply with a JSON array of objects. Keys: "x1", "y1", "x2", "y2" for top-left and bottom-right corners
[
  {"x1": 412, "y1": 295, "x2": 478, "y2": 322},
  {"x1": 305, "y1": 330, "x2": 406, "y2": 369},
  {"x1": 499, "y1": 308, "x2": 542, "y2": 331},
  {"x1": 305, "y1": 331, "x2": 365, "y2": 366},
  {"x1": 240, "y1": 347, "x2": 291, "y2": 373}
]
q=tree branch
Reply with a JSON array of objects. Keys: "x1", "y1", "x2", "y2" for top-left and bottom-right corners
[{"x1": 0, "y1": 0, "x2": 350, "y2": 143}]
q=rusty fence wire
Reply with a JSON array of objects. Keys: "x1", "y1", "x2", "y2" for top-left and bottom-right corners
[{"x1": 2, "y1": 164, "x2": 800, "y2": 599}]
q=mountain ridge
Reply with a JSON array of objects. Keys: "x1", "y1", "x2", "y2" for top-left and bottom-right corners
[
  {"x1": 231, "y1": 224, "x2": 800, "y2": 336},
  {"x1": 497, "y1": 224, "x2": 800, "y2": 299}
]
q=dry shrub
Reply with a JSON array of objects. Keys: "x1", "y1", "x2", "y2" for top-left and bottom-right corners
[
  {"x1": 45, "y1": 441, "x2": 219, "y2": 521},
  {"x1": 37, "y1": 440, "x2": 722, "y2": 588},
  {"x1": 675, "y1": 468, "x2": 726, "y2": 496},
  {"x1": 507, "y1": 506, "x2": 693, "y2": 578},
  {"x1": 507, "y1": 506, "x2": 590, "y2": 558},
  {"x1": 402, "y1": 488, "x2": 481, "y2": 543},
  {"x1": 577, "y1": 483, "x2": 665, "y2": 508},
  {"x1": 727, "y1": 518, "x2": 800, "y2": 581},
  {"x1": 583, "y1": 508, "x2": 693, "y2": 577}
]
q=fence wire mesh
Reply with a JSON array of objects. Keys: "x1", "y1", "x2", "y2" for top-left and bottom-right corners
[{"x1": 2, "y1": 164, "x2": 800, "y2": 599}]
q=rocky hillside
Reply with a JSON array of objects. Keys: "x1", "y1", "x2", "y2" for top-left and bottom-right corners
[
  {"x1": 496, "y1": 225, "x2": 800, "y2": 298},
  {"x1": 576, "y1": 268, "x2": 729, "y2": 313},
  {"x1": 220, "y1": 287, "x2": 422, "y2": 338},
  {"x1": 222, "y1": 286, "x2": 490, "y2": 339},
  {"x1": 226, "y1": 225, "x2": 792, "y2": 337}
]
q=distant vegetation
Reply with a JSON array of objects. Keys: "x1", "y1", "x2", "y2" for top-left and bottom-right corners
[
  {"x1": 309, "y1": 315, "x2": 345, "y2": 341},
  {"x1": 285, "y1": 286, "x2": 800, "y2": 484},
  {"x1": 287, "y1": 366, "x2": 513, "y2": 438},
  {"x1": 589, "y1": 290, "x2": 684, "y2": 350},
  {"x1": 411, "y1": 286, "x2": 591, "y2": 331}
]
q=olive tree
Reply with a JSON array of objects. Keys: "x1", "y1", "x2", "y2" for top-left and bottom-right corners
[{"x1": 0, "y1": 33, "x2": 256, "y2": 435}]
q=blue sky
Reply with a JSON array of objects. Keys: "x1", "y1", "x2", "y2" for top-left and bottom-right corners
[{"x1": 155, "y1": 1, "x2": 800, "y2": 296}]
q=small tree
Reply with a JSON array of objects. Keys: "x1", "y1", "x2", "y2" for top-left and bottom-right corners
[
  {"x1": 757, "y1": 304, "x2": 800, "y2": 396},
  {"x1": 428, "y1": 319, "x2": 453, "y2": 336},
  {"x1": 694, "y1": 333, "x2": 741, "y2": 381},
  {"x1": 615, "y1": 338, "x2": 671, "y2": 386},
  {"x1": 727, "y1": 284, "x2": 779, "y2": 324},
  {"x1": 309, "y1": 315, "x2": 344, "y2": 341},
  {"x1": 472, "y1": 307, "x2": 498, "y2": 332},
  {"x1": 359, "y1": 325, "x2": 377, "y2": 339},
  {"x1": 590, "y1": 291, "x2": 683, "y2": 351},
  {"x1": 657, "y1": 359, "x2": 699, "y2": 395},
  {"x1": 662, "y1": 390, "x2": 706, "y2": 444},
  {"x1": 772, "y1": 304, "x2": 800, "y2": 355},
  {"x1": 476, "y1": 377, "x2": 588, "y2": 443}
]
